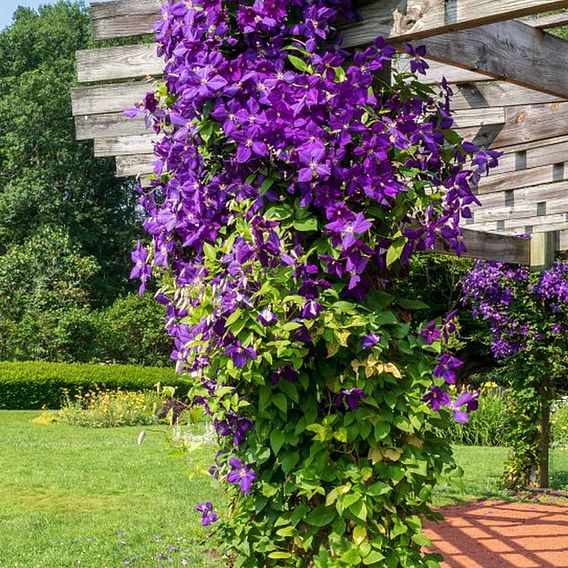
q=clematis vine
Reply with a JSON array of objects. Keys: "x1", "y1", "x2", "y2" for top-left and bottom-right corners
[{"x1": 129, "y1": 0, "x2": 498, "y2": 565}]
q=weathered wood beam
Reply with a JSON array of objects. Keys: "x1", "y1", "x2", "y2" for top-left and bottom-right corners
[
  {"x1": 434, "y1": 229, "x2": 530, "y2": 264},
  {"x1": 476, "y1": 163, "x2": 568, "y2": 194},
  {"x1": 417, "y1": 20, "x2": 568, "y2": 98},
  {"x1": 450, "y1": 81, "x2": 562, "y2": 111},
  {"x1": 71, "y1": 81, "x2": 152, "y2": 116},
  {"x1": 93, "y1": 134, "x2": 155, "y2": 157},
  {"x1": 75, "y1": 112, "x2": 147, "y2": 140},
  {"x1": 341, "y1": 1, "x2": 568, "y2": 46},
  {"x1": 90, "y1": 1, "x2": 568, "y2": 42},
  {"x1": 525, "y1": 12, "x2": 568, "y2": 29},
  {"x1": 115, "y1": 154, "x2": 155, "y2": 177},
  {"x1": 393, "y1": 59, "x2": 488, "y2": 84},
  {"x1": 91, "y1": 0, "x2": 161, "y2": 40},
  {"x1": 457, "y1": 102, "x2": 568, "y2": 149},
  {"x1": 77, "y1": 44, "x2": 161, "y2": 83}
]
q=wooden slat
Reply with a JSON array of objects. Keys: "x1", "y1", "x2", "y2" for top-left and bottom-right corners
[
  {"x1": 94, "y1": 134, "x2": 155, "y2": 157},
  {"x1": 453, "y1": 107, "x2": 505, "y2": 129},
  {"x1": 418, "y1": 20, "x2": 568, "y2": 98},
  {"x1": 71, "y1": 82, "x2": 152, "y2": 116},
  {"x1": 468, "y1": 213, "x2": 568, "y2": 233},
  {"x1": 394, "y1": 59, "x2": 488, "y2": 84},
  {"x1": 341, "y1": 1, "x2": 568, "y2": 46},
  {"x1": 77, "y1": 44, "x2": 161, "y2": 83},
  {"x1": 91, "y1": 0, "x2": 161, "y2": 40},
  {"x1": 434, "y1": 229, "x2": 530, "y2": 264},
  {"x1": 477, "y1": 162, "x2": 568, "y2": 194},
  {"x1": 458, "y1": 102, "x2": 568, "y2": 149},
  {"x1": 525, "y1": 12, "x2": 568, "y2": 29},
  {"x1": 75, "y1": 112, "x2": 147, "y2": 140},
  {"x1": 115, "y1": 154, "x2": 155, "y2": 177},
  {"x1": 472, "y1": 196, "x2": 568, "y2": 224},
  {"x1": 450, "y1": 81, "x2": 562, "y2": 111},
  {"x1": 478, "y1": 182, "x2": 568, "y2": 209},
  {"x1": 488, "y1": 138, "x2": 568, "y2": 175}
]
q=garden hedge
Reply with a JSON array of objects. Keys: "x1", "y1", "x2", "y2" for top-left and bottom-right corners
[{"x1": 0, "y1": 361, "x2": 186, "y2": 409}]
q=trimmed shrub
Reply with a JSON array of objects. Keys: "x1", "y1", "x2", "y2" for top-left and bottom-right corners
[{"x1": 0, "y1": 361, "x2": 186, "y2": 409}]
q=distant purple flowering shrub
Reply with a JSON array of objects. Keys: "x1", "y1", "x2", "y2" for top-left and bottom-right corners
[
  {"x1": 128, "y1": 0, "x2": 498, "y2": 565},
  {"x1": 462, "y1": 260, "x2": 568, "y2": 488}
]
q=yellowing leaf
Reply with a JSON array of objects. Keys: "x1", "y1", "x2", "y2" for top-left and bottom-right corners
[
  {"x1": 336, "y1": 330, "x2": 350, "y2": 347},
  {"x1": 382, "y1": 448, "x2": 403, "y2": 462},
  {"x1": 327, "y1": 341, "x2": 340, "y2": 357},
  {"x1": 368, "y1": 447, "x2": 383, "y2": 464},
  {"x1": 407, "y1": 435, "x2": 424, "y2": 448},
  {"x1": 353, "y1": 525, "x2": 367, "y2": 546}
]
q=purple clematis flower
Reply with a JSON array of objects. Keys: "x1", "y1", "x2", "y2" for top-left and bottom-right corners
[
  {"x1": 422, "y1": 386, "x2": 451, "y2": 412},
  {"x1": 335, "y1": 388, "x2": 367, "y2": 410},
  {"x1": 420, "y1": 321, "x2": 440, "y2": 345},
  {"x1": 433, "y1": 353, "x2": 463, "y2": 384},
  {"x1": 452, "y1": 390, "x2": 480, "y2": 424},
  {"x1": 227, "y1": 458, "x2": 257, "y2": 494},
  {"x1": 302, "y1": 300, "x2": 322, "y2": 320},
  {"x1": 225, "y1": 341, "x2": 257, "y2": 369},
  {"x1": 362, "y1": 332, "x2": 381, "y2": 349},
  {"x1": 195, "y1": 502, "x2": 218, "y2": 526},
  {"x1": 130, "y1": 241, "x2": 152, "y2": 294},
  {"x1": 257, "y1": 308, "x2": 278, "y2": 326}
]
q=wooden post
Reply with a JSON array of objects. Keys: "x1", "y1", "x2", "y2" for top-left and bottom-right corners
[
  {"x1": 530, "y1": 231, "x2": 559, "y2": 489},
  {"x1": 529, "y1": 231, "x2": 559, "y2": 270}
]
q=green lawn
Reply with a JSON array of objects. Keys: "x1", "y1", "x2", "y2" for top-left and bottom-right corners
[
  {"x1": 0, "y1": 411, "x2": 567, "y2": 567},
  {"x1": 0, "y1": 411, "x2": 223, "y2": 567}
]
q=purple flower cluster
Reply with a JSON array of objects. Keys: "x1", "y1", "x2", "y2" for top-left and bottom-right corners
[
  {"x1": 462, "y1": 261, "x2": 568, "y2": 359},
  {"x1": 127, "y1": 0, "x2": 501, "y2": 531},
  {"x1": 195, "y1": 502, "x2": 218, "y2": 526}
]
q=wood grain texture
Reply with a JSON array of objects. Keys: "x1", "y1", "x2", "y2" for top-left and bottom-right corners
[
  {"x1": 472, "y1": 196, "x2": 568, "y2": 224},
  {"x1": 88, "y1": 0, "x2": 568, "y2": 42},
  {"x1": 77, "y1": 44, "x2": 162, "y2": 83},
  {"x1": 476, "y1": 162, "x2": 568, "y2": 194},
  {"x1": 418, "y1": 20, "x2": 568, "y2": 98},
  {"x1": 457, "y1": 102, "x2": 568, "y2": 149},
  {"x1": 94, "y1": 134, "x2": 155, "y2": 157},
  {"x1": 525, "y1": 12, "x2": 568, "y2": 29},
  {"x1": 434, "y1": 229, "x2": 530, "y2": 264},
  {"x1": 450, "y1": 81, "x2": 562, "y2": 111},
  {"x1": 468, "y1": 213, "x2": 568, "y2": 233},
  {"x1": 341, "y1": 0, "x2": 568, "y2": 47},
  {"x1": 75, "y1": 112, "x2": 147, "y2": 140},
  {"x1": 487, "y1": 138, "x2": 568, "y2": 175},
  {"x1": 115, "y1": 153, "x2": 155, "y2": 177},
  {"x1": 393, "y1": 59, "x2": 488, "y2": 83},
  {"x1": 453, "y1": 107, "x2": 505, "y2": 129},
  {"x1": 478, "y1": 182, "x2": 568, "y2": 209},
  {"x1": 71, "y1": 82, "x2": 152, "y2": 116}
]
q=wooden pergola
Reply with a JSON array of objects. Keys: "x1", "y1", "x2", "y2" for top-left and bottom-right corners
[{"x1": 72, "y1": 0, "x2": 568, "y2": 266}]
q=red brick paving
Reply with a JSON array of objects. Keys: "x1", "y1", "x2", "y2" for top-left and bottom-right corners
[{"x1": 425, "y1": 500, "x2": 568, "y2": 568}]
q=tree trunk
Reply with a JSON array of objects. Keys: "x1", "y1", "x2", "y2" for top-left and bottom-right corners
[{"x1": 539, "y1": 376, "x2": 550, "y2": 489}]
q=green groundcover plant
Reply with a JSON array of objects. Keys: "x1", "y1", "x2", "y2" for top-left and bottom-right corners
[{"x1": 129, "y1": 1, "x2": 499, "y2": 566}]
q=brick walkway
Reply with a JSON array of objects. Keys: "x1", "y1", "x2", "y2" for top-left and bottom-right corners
[{"x1": 425, "y1": 500, "x2": 568, "y2": 568}]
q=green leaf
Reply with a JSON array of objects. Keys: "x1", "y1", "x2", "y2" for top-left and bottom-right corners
[
  {"x1": 268, "y1": 552, "x2": 293, "y2": 559},
  {"x1": 203, "y1": 242, "x2": 216, "y2": 261},
  {"x1": 293, "y1": 218, "x2": 318, "y2": 231},
  {"x1": 412, "y1": 533, "x2": 432, "y2": 547},
  {"x1": 273, "y1": 393, "x2": 288, "y2": 414},
  {"x1": 270, "y1": 429, "x2": 286, "y2": 456},
  {"x1": 306, "y1": 505, "x2": 336, "y2": 527},
  {"x1": 386, "y1": 236, "x2": 408, "y2": 268},
  {"x1": 288, "y1": 54, "x2": 309, "y2": 72},
  {"x1": 397, "y1": 298, "x2": 429, "y2": 310},
  {"x1": 367, "y1": 481, "x2": 391, "y2": 496},
  {"x1": 363, "y1": 551, "x2": 385, "y2": 565}
]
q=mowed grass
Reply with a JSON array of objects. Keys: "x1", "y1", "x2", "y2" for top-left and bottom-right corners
[
  {"x1": 0, "y1": 411, "x2": 567, "y2": 566},
  {"x1": 0, "y1": 411, "x2": 224, "y2": 567}
]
